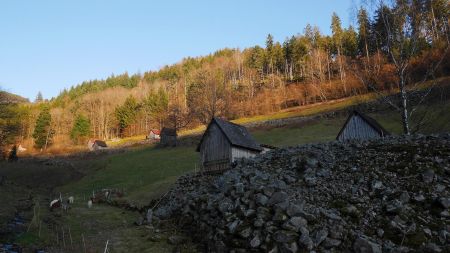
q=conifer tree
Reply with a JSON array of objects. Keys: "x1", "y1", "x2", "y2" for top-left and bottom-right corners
[
  {"x1": 115, "y1": 96, "x2": 140, "y2": 136},
  {"x1": 35, "y1": 91, "x2": 43, "y2": 103},
  {"x1": 70, "y1": 114, "x2": 91, "y2": 144},
  {"x1": 32, "y1": 105, "x2": 53, "y2": 149}
]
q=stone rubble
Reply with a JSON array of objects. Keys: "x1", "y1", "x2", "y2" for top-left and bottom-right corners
[{"x1": 154, "y1": 134, "x2": 450, "y2": 252}]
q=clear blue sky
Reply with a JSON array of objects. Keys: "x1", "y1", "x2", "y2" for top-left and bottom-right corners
[{"x1": 0, "y1": 0, "x2": 357, "y2": 100}]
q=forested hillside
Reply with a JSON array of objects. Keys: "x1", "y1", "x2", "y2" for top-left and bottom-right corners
[{"x1": 1, "y1": 1, "x2": 449, "y2": 154}]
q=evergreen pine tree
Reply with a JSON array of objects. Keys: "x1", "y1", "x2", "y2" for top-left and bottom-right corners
[
  {"x1": 35, "y1": 91, "x2": 43, "y2": 103},
  {"x1": 115, "y1": 96, "x2": 140, "y2": 136},
  {"x1": 32, "y1": 105, "x2": 52, "y2": 149},
  {"x1": 70, "y1": 114, "x2": 91, "y2": 144}
]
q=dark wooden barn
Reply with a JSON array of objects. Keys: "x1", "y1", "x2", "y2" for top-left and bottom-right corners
[
  {"x1": 336, "y1": 110, "x2": 390, "y2": 141},
  {"x1": 88, "y1": 139, "x2": 108, "y2": 151},
  {"x1": 196, "y1": 117, "x2": 263, "y2": 172},
  {"x1": 160, "y1": 127, "x2": 177, "y2": 147}
]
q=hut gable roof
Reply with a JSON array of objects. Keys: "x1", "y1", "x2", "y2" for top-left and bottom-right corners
[
  {"x1": 150, "y1": 129, "x2": 161, "y2": 135},
  {"x1": 161, "y1": 127, "x2": 177, "y2": 136},
  {"x1": 94, "y1": 140, "x2": 107, "y2": 147},
  {"x1": 336, "y1": 110, "x2": 390, "y2": 139},
  {"x1": 196, "y1": 117, "x2": 262, "y2": 152}
]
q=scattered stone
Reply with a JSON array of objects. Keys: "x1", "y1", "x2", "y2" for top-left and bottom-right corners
[
  {"x1": 438, "y1": 197, "x2": 450, "y2": 209},
  {"x1": 167, "y1": 235, "x2": 187, "y2": 245},
  {"x1": 153, "y1": 134, "x2": 450, "y2": 252},
  {"x1": 399, "y1": 192, "x2": 410, "y2": 203},
  {"x1": 371, "y1": 180, "x2": 384, "y2": 190},
  {"x1": 422, "y1": 242, "x2": 442, "y2": 253},
  {"x1": 312, "y1": 229, "x2": 328, "y2": 246},
  {"x1": 353, "y1": 236, "x2": 381, "y2": 253},
  {"x1": 267, "y1": 191, "x2": 288, "y2": 206},
  {"x1": 422, "y1": 169, "x2": 435, "y2": 184},
  {"x1": 250, "y1": 235, "x2": 261, "y2": 248},
  {"x1": 255, "y1": 193, "x2": 269, "y2": 206},
  {"x1": 282, "y1": 216, "x2": 307, "y2": 231},
  {"x1": 286, "y1": 203, "x2": 303, "y2": 217},
  {"x1": 272, "y1": 230, "x2": 297, "y2": 243},
  {"x1": 377, "y1": 228, "x2": 384, "y2": 238},
  {"x1": 322, "y1": 238, "x2": 341, "y2": 249}
]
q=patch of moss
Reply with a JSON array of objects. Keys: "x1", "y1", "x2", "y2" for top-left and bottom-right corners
[
  {"x1": 405, "y1": 231, "x2": 427, "y2": 248},
  {"x1": 330, "y1": 199, "x2": 347, "y2": 209},
  {"x1": 15, "y1": 232, "x2": 41, "y2": 246}
]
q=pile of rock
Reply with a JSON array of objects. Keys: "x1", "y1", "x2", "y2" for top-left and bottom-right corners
[{"x1": 155, "y1": 134, "x2": 450, "y2": 252}]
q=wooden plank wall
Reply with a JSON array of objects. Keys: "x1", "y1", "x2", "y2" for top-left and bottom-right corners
[
  {"x1": 338, "y1": 115, "x2": 380, "y2": 141},
  {"x1": 231, "y1": 146, "x2": 259, "y2": 162},
  {"x1": 200, "y1": 123, "x2": 231, "y2": 169}
]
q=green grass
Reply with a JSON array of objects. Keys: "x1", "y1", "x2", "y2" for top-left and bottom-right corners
[
  {"x1": 180, "y1": 93, "x2": 375, "y2": 137},
  {"x1": 252, "y1": 118, "x2": 343, "y2": 147},
  {"x1": 106, "y1": 135, "x2": 148, "y2": 147},
  {"x1": 234, "y1": 94, "x2": 375, "y2": 125},
  {"x1": 59, "y1": 146, "x2": 198, "y2": 207}
]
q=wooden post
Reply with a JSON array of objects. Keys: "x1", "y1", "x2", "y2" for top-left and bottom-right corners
[
  {"x1": 56, "y1": 228, "x2": 59, "y2": 246},
  {"x1": 82, "y1": 233, "x2": 87, "y2": 253},
  {"x1": 69, "y1": 226, "x2": 73, "y2": 248},
  {"x1": 104, "y1": 240, "x2": 109, "y2": 253},
  {"x1": 62, "y1": 226, "x2": 66, "y2": 248}
]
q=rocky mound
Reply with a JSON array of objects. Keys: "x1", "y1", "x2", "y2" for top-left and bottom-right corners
[{"x1": 154, "y1": 134, "x2": 450, "y2": 252}]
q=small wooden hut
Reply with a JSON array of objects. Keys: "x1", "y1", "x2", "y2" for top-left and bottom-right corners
[
  {"x1": 336, "y1": 110, "x2": 390, "y2": 141},
  {"x1": 160, "y1": 128, "x2": 177, "y2": 147},
  {"x1": 88, "y1": 139, "x2": 108, "y2": 151},
  {"x1": 196, "y1": 117, "x2": 263, "y2": 172}
]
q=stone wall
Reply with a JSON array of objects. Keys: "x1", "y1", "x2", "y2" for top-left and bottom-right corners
[{"x1": 155, "y1": 134, "x2": 450, "y2": 252}]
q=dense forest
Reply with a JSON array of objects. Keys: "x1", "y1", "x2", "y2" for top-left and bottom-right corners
[{"x1": 1, "y1": 0, "x2": 449, "y2": 155}]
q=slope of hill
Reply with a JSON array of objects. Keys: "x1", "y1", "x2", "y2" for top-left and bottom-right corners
[{"x1": 0, "y1": 91, "x2": 29, "y2": 104}]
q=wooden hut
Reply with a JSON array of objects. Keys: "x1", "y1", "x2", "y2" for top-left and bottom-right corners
[
  {"x1": 88, "y1": 139, "x2": 108, "y2": 151},
  {"x1": 196, "y1": 117, "x2": 263, "y2": 172},
  {"x1": 336, "y1": 110, "x2": 390, "y2": 141},
  {"x1": 160, "y1": 128, "x2": 177, "y2": 147},
  {"x1": 148, "y1": 129, "x2": 161, "y2": 140}
]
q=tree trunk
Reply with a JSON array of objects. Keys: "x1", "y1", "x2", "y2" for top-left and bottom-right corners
[{"x1": 399, "y1": 74, "x2": 411, "y2": 135}]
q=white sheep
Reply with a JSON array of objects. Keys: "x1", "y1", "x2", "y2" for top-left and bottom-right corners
[
  {"x1": 68, "y1": 196, "x2": 74, "y2": 204},
  {"x1": 87, "y1": 200, "x2": 92, "y2": 208},
  {"x1": 50, "y1": 199, "x2": 60, "y2": 210}
]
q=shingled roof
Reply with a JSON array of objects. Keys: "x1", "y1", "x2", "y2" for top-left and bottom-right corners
[
  {"x1": 196, "y1": 117, "x2": 263, "y2": 152},
  {"x1": 93, "y1": 140, "x2": 107, "y2": 147},
  {"x1": 336, "y1": 110, "x2": 390, "y2": 139}
]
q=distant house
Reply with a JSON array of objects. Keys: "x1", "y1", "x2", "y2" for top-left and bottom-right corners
[
  {"x1": 148, "y1": 129, "x2": 161, "y2": 140},
  {"x1": 261, "y1": 144, "x2": 277, "y2": 154},
  {"x1": 160, "y1": 128, "x2": 177, "y2": 147},
  {"x1": 197, "y1": 117, "x2": 263, "y2": 172},
  {"x1": 88, "y1": 139, "x2": 108, "y2": 151},
  {"x1": 336, "y1": 110, "x2": 390, "y2": 141}
]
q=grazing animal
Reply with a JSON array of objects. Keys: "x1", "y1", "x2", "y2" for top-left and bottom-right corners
[
  {"x1": 87, "y1": 200, "x2": 92, "y2": 208},
  {"x1": 67, "y1": 196, "x2": 74, "y2": 204},
  {"x1": 49, "y1": 199, "x2": 61, "y2": 210}
]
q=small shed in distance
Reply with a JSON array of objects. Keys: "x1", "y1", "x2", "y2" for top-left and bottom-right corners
[
  {"x1": 197, "y1": 117, "x2": 263, "y2": 172},
  {"x1": 148, "y1": 129, "x2": 161, "y2": 140},
  {"x1": 88, "y1": 139, "x2": 108, "y2": 151},
  {"x1": 336, "y1": 110, "x2": 390, "y2": 141},
  {"x1": 160, "y1": 128, "x2": 177, "y2": 147}
]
